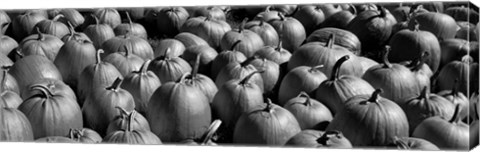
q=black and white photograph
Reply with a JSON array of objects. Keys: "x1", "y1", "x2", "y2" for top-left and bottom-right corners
[{"x1": 0, "y1": 0, "x2": 479, "y2": 151}]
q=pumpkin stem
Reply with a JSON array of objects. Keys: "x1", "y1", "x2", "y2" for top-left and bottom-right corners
[
  {"x1": 265, "y1": 6, "x2": 271, "y2": 12},
  {"x1": 259, "y1": 19, "x2": 264, "y2": 26},
  {"x1": 123, "y1": 45, "x2": 130, "y2": 57},
  {"x1": 30, "y1": 85, "x2": 54, "y2": 99},
  {"x1": 381, "y1": 46, "x2": 392, "y2": 68},
  {"x1": 15, "y1": 49, "x2": 24, "y2": 58},
  {"x1": 162, "y1": 47, "x2": 171, "y2": 59},
  {"x1": 238, "y1": 18, "x2": 248, "y2": 33},
  {"x1": 276, "y1": 35, "x2": 283, "y2": 52},
  {"x1": 178, "y1": 72, "x2": 191, "y2": 83},
  {"x1": 138, "y1": 60, "x2": 151, "y2": 74},
  {"x1": 36, "y1": 27, "x2": 44, "y2": 41},
  {"x1": 378, "y1": 6, "x2": 387, "y2": 17},
  {"x1": 115, "y1": 106, "x2": 130, "y2": 117},
  {"x1": 317, "y1": 130, "x2": 342, "y2": 145},
  {"x1": 92, "y1": 14, "x2": 100, "y2": 26},
  {"x1": 329, "y1": 55, "x2": 350, "y2": 81},
  {"x1": 325, "y1": 33, "x2": 335, "y2": 49},
  {"x1": 451, "y1": 79, "x2": 459, "y2": 96},
  {"x1": 308, "y1": 64, "x2": 324, "y2": 73},
  {"x1": 126, "y1": 109, "x2": 136, "y2": 132},
  {"x1": 461, "y1": 55, "x2": 474, "y2": 63},
  {"x1": 449, "y1": 104, "x2": 461, "y2": 123},
  {"x1": 368, "y1": 89, "x2": 383, "y2": 103},
  {"x1": 201, "y1": 119, "x2": 222, "y2": 145},
  {"x1": 410, "y1": 51, "x2": 429, "y2": 72},
  {"x1": 230, "y1": 40, "x2": 242, "y2": 51},
  {"x1": 0, "y1": 66, "x2": 11, "y2": 92},
  {"x1": 240, "y1": 56, "x2": 257, "y2": 67},
  {"x1": 191, "y1": 53, "x2": 201, "y2": 78},
  {"x1": 125, "y1": 11, "x2": 133, "y2": 25},
  {"x1": 297, "y1": 91, "x2": 312, "y2": 106},
  {"x1": 66, "y1": 21, "x2": 76, "y2": 41},
  {"x1": 106, "y1": 77, "x2": 123, "y2": 91},
  {"x1": 52, "y1": 14, "x2": 64, "y2": 21},
  {"x1": 264, "y1": 98, "x2": 274, "y2": 113},
  {"x1": 96, "y1": 49, "x2": 104, "y2": 64},
  {"x1": 239, "y1": 70, "x2": 264, "y2": 85},
  {"x1": 348, "y1": 3, "x2": 357, "y2": 15},
  {"x1": 393, "y1": 137, "x2": 411, "y2": 149},
  {"x1": 418, "y1": 86, "x2": 429, "y2": 100},
  {"x1": 278, "y1": 12, "x2": 285, "y2": 21},
  {"x1": 68, "y1": 129, "x2": 75, "y2": 140}
]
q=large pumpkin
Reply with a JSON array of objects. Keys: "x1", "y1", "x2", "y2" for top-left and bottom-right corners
[
  {"x1": 306, "y1": 27, "x2": 361, "y2": 55},
  {"x1": 0, "y1": 108, "x2": 34, "y2": 142},
  {"x1": 9, "y1": 55, "x2": 63, "y2": 94},
  {"x1": 326, "y1": 89, "x2": 410, "y2": 146},
  {"x1": 180, "y1": 15, "x2": 231, "y2": 50},
  {"x1": 19, "y1": 78, "x2": 82, "y2": 139},
  {"x1": 16, "y1": 28, "x2": 64, "y2": 61},
  {"x1": 147, "y1": 73, "x2": 211, "y2": 142},
  {"x1": 408, "y1": 12, "x2": 459, "y2": 40}
]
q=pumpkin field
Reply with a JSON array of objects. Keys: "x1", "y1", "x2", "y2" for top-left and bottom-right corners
[{"x1": 0, "y1": 1, "x2": 479, "y2": 151}]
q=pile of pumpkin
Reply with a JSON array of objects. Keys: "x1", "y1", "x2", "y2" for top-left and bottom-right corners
[{"x1": 0, "y1": 1, "x2": 479, "y2": 150}]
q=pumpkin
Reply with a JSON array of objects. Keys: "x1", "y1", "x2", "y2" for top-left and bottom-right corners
[
  {"x1": 101, "y1": 34, "x2": 154, "y2": 60},
  {"x1": 318, "y1": 4, "x2": 356, "y2": 30},
  {"x1": 17, "y1": 28, "x2": 64, "y2": 61},
  {"x1": 362, "y1": 46, "x2": 421, "y2": 104},
  {"x1": 0, "y1": 10, "x2": 11, "y2": 34},
  {"x1": 0, "y1": 34, "x2": 18, "y2": 56},
  {"x1": 270, "y1": 5, "x2": 298, "y2": 16},
  {"x1": 113, "y1": 12, "x2": 148, "y2": 40},
  {"x1": 19, "y1": 78, "x2": 82, "y2": 139},
  {"x1": 220, "y1": 18, "x2": 265, "y2": 58},
  {"x1": 434, "y1": 55, "x2": 478, "y2": 95},
  {"x1": 61, "y1": 21, "x2": 91, "y2": 43},
  {"x1": 9, "y1": 55, "x2": 63, "y2": 94},
  {"x1": 470, "y1": 91, "x2": 479, "y2": 122},
  {"x1": 470, "y1": 117, "x2": 479, "y2": 149},
  {"x1": 67, "y1": 128, "x2": 102, "y2": 143},
  {"x1": 357, "y1": 56, "x2": 379, "y2": 76},
  {"x1": 123, "y1": 8, "x2": 145, "y2": 21},
  {"x1": 141, "y1": 7, "x2": 163, "y2": 38},
  {"x1": 147, "y1": 48, "x2": 192, "y2": 83},
  {"x1": 35, "y1": 136, "x2": 77, "y2": 143},
  {"x1": 347, "y1": 6, "x2": 397, "y2": 60},
  {"x1": 292, "y1": 5, "x2": 326, "y2": 35},
  {"x1": 83, "y1": 15, "x2": 115, "y2": 50},
  {"x1": 121, "y1": 60, "x2": 161, "y2": 116},
  {"x1": 388, "y1": 20, "x2": 441, "y2": 73},
  {"x1": 233, "y1": 98, "x2": 301, "y2": 145},
  {"x1": 32, "y1": 14, "x2": 69, "y2": 39},
  {"x1": 387, "y1": 137, "x2": 440, "y2": 150},
  {"x1": 317, "y1": 4, "x2": 343, "y2": 19},
  {"x1": 285, "y1": 130, "x2": 352, "y2": 148},
  {"x1": 283, "y1": 92, "x2": 333, "y2": 130},
  {"x1": 400, "y1": 87, "x2": 455, "y2": 135},
  {"x1": 106, "y1": 107, "x2": 150, "y2": 135},
  {"x1": 11, "y1": 10, "x2": 47, "y2": 41},
  {"x1": 315, "y1": 55, "x2": 376, "y2": 115},
  {"x1": 152, "y1": 38, "x2": 185, "y2": 58},
  {"x1": 147, "y1": 73, "x2": 211, "y2": 142},
  {"x1": 92, "y1": 8, "x2": 122, "y2": 29},
  {"x1": 326, "y1": 89, "x2": 410, "y2": 146},
  {"x1": 401, "y1": 52, "x2": 434, "y2": 92},
  {"x1": 0, "y1": 66, "x2": 22, "y2": 108},
  {"x1": 288, "y1": 34, "x2": 362, "y2": 78},
  {"x1": 412, "y1": 105, "x2": 469, "y2": 150},
  {"x1": 156, "y1": 7, "x2": 190, "y2": 38},
  {"x1": 215, "y1": 56, "x2": 265, "y2": 93},
  {"x1": 437, "y1": 79, "x2": 470, "y2": 121},
  {"x1": 76, "y1": 49, "x2": 123, "y2": 106},
  {"x1": 174, "y1": 32, "x2": 209, "y2": 48},
  {"x1": 181, "y1": 44, "x2": 218, "y2": 75},
  {"x1": 180, "y1": 119, "x2": 222, "y2": 145},
  {"x1": 253, "y1": 38, "x2": 291, "y2": 65},
  {"x1": 439, "y1": 38, "x2": 476, "y2": 68},
  {"x1": 244, "y1": 19, "x2": 279, "y2": 47},
  {"x1": 268, "y1": 12, "x2": 306, "y2": 52},
  {"x1": 408, "y1": 12, "x2": 459, "y2": 40},
  {"x1": 103, "y1": 45, "x2": 144, "y2": 77},
  {"x1": 0, "y1": 108, "x2": 34, "y2": 141},
  {"x1": 278, "y1": 65, "x2": 327, "y2": 106},
  {"x1": 103, "y1": 110, "x2": 162, "y2": 144},
  {"x1": 180, "y1": 55, "x2": 218, "y2": 103},
  {"x1": 445, "y1": 6, "x2": 479, "y2": 24},
  {"x1": 180, "y1": 15, "x2": 231, "y2": 50},
  {"x1": 191, "y1": 6, "x2": 226, "y2": 21},
  {"x1": 51, "y1": 9, "x2": 84, "y2": 28},
  {"x1": 306, "y1": 27, "x2": 361, "y2": 55},
  {"x1": 250, "y1": 58, "x2": 280, "y2": 94},
  {"x1": 210, "y1": 41, "x2": 247, "y2": 79},
  {"x1": 82, "y1": 77, "x2": 136, "y2": 137},
  {"x1": 54, "y1": 39, "x2": 96, "y2": 90},
  {"x1": 455, "y1": 21, "x2": 477, "y2": 41},
  {"x1": 211, "y1": 71, "x2": 264, "y2": 142},
  {"x1": 353, "y1": 3, "x2": 379, "y2": 14}
]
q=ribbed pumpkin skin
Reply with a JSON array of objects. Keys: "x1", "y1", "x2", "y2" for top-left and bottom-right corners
[
  {"x1": 55, "y1": 9, "x2": 85, "y2": 28},
  {"x1": 156, "y1": 7, "x2": 190, "y2": 38},
  {"x1": 153, "y1": 39, "x2": 186, "y2": 58},
  {"x1": 54, "y1": 39, "x2": 97, "y2": 90},
  {"x1": 268, "y1": 15, "x2": 306, "y2": 52},
  {"x1": 0, "y1": 10, "x2": 11, "y2": 34},
  {"x1": 35, "y1": 136, "x2": 77, "y2": 143},
  {"x1": 220, "y1": 28, "x2": 265, "y2": 58},
  {"x1": 412, "y1": 115, "x2": 469, "y2": 150},
  {"x1": 0, "y1": 35, "x2": 18, "y2": 56},
  {"x1": 307, "y1": 28, "x2": 362, "y2": 55},
  {"x1": 11, "y1": 11, "x2": 47, "y2": 41},
  {"x1": 19, "y1": 79, "x2": 82, "y2": 139},
  {"x1": 121, "y1": 63, "x2": 161, "y2": 116},
  {"x1": 244, "y1": 20, "x2": 279, "y2": 47},
  {"x1": 147, "y1": 81, "x2": 211, "y2": 142},
  {"x1": 408, "y1": 12, "x2": 458, "y2": 40},
  {"x1": 17, "y1": 32, "x2": 64, "y2": 61},
  {"x1": 215, "y1": 61, "x2": 265, "y2": 93},
  {"x1": 326, "y1": 91, "x2": 409, "y2": 146},
  {"x1": 93, "y1": 8, "x2": 122, "y2": 29},
  {"x1": 0, "y1": 108, "x2": 35, "y2": 142},
  {"x1": 191, "y1": 6, "x2": 226, "y2": 21},
  {"x1": 180, "y1": 16, "x2": 231, "y2": 50},
  {"x1": 210, "y1": 50, "x2": 246, "y2": 80},
  {"x1": 84, "y1": 23, "x2": 115, "y2": 50},
  {"x1": 439, "y1": 39, "x2": 474, "y2": 68},
  {"x1": 278, "y1": 66, "x2": 328, "y2": 106},
  {"x1": 283, "y1": 94, "x2": 333, "y2": 130},
  {"x1": 434, "y1": 58, "x2": 478, "y2": 95},
  {"x1": 32, "y1": 18, "x2": 70, "y2": 39},
  {"x1": 67, "y1": 128, "x2": 102, "y2": 143},
  {"x1": 101, "y1": 35, "x2": 155, "y2": 60},
  {"x1": 0, "y1": 67, "x2": 22, "y2": 108},
  {"x1": 174, "y1": 32, "x2": 209, "y2": 48},
  {"x1": 147, "y1": 56, "x2": 192, "y2": 84},
  {"x1": 103, "y1": 130, "x2": 162, "y2": 144},
  {"x1": 9, "y1": 55, "x2": 63, "y2": 94},
  {"x1": 103, "y1": 52, "x2": 144, "y2": 77},
  {"x1": 106, "y1": 110, "x2": 151, "y2": 135},
  {"x1": 181, "y1": 45, "x2": 218, "y2": 75},
  {"x1": 292, "y1": 5, "x2": 326, "y2": 35}
]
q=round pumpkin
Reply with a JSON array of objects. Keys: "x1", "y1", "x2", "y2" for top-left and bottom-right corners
[
  {"x1": 147, "y1": 48, "x2": 192, "y2": 83},
  {"x1": 244, "y1": 19, "x2": 279, "y2": 47},
  {"x1": 102, "y1": 110, "x2": 162, "y2": 144},
  {"x1": 17, "y1": 28, "x2": 64, "y2": 61},
  {"x1": 220, "y1": 18, "x2": 265, "y2": 58},
  {"x1": 180, "y1": 15, "x2": 231, "y2": 50},
  {"x1": 83, "y1": 15, "x2": 116, "y2": 50},
  {"x1": 0, "y1": 108, "x2": 34, "y2": 142},
  {"x1": 32, "y1": 14, "x2": 69, "y2": 39},
  {"x1": 278, "y1": 65, "x2": 328, "y2": 106},
  {"x1": 9, "y1": 55, "x2": 63, "y2": 94},
  {"x1": 283, "y1": 92, "x2": 333, "y2": 130},
  {"x1": 113, "y1": 12, "x2": 148, "y2": 40},
  {"x1": 156, "y1": 7, "x2": 190, "y2": 38},
  {"x1": 268, "y1": 12, "x2": 306, "y2": 52}
]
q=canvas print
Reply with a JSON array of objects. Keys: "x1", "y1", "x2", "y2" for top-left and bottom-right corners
[{"x1": 0, "y1": 0, "x2": 479, "y2": 151}]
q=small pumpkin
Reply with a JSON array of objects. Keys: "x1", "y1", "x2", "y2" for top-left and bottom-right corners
[
  {"x1": 92, "y1": 8, "x2": 122, "y2": 29},
  {"x1": 113, "y1": 12, "x2": 148, "y2": 40},
  {"x1": 67, "y1": 128, "x2": 102, "y2": 143},
  {"x1": 220, "y1": 18, "x2": 265, "y2": 58},
  {"x1": 106, "y1": 107, "x2": 150, "y2": 135},
  {"x1": 32, "y1": 14, "x2": 69, "y2": 38},
  {"x1": 278, "y1": 65, "x2": 327, "y2": 106},
  {"x1": 434, "y1": 55, "x2": 478, "y2": 95},
  {"x1": 156, "y1": 7, "x2": 190, "y2": 38},
  {"x1": 103, "y1": 45, "x2": 145, "y2": 77},
  {"x1": 83, "y1": 15, "x2": 116, "y2": 50},
  {"x1": 283, "y1": 92, "x2": 333, "y2": 130},
  {"x1": 244, "y1": 19, "x2": 279, "y2": 47},
  {"x1": 253, "y1": 38, "x2": 291, "y2": 65},
  {"x1": 268, "y1": 12, "x2": 306, "y2": 52},
  {"x1": 102, "y1": 110, "x2": 162, "y2": 144},
  {"x1": 250, "y1": 58, "x2": 280, "y2": 94},
  {"x1": 147, "y1": 48, "x2": 192, "y2": 83},
  {"x1": 318, "y1": 4, "x2": 356, "y2": 30}
]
